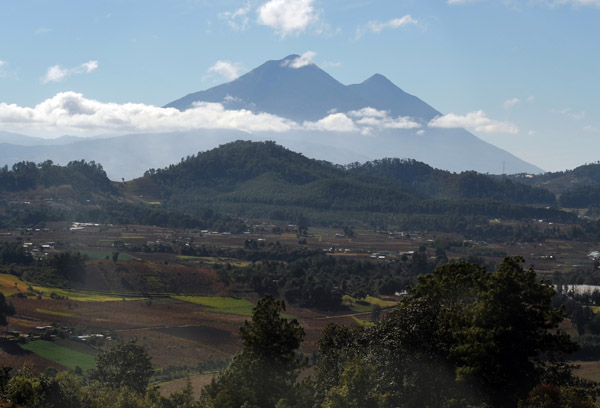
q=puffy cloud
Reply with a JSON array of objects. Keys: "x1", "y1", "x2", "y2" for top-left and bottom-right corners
[
  {"x1": 0, "y1": 92, "x2": 295, "y2": 137},
  {"x1": 282, "y1": 51, "x2": 316, "y2": 68},
  {"x1": 41, "y1": 60, "x2": 98, "y2": 84},
  {"x1": 356, "y1": 15, "x2": 417, "y2": 39},
  {"x1": 348, "y1": 107, "x2": 421, "y2": 129},
  {"x1": 219, "y1": 3, "x2": 251, "y2": 30},
  {"x1": 503, "y1": 97, "x2": 520, "y2": 109},
  {"x1": 0, "y1": 60, "x2": 5, "y2": 77},
  {"x1": 257, "y1": 0, "x2": 317, "y2": 37},
  {"x1": 207, "y1": 60, "x2": 245, "y2": 81},
  {"x1": 527, "y1": 95, "x2": 535, "y2": 103},
  {"x1": 428, "y1": 110, "x2": 519, "y2": 134},
  {"x1": 0, "y1": 93, "x2": 428, "y2": 139},
  {"x1": 303, "y1": 113, "x2": 358, "y2": 132}
]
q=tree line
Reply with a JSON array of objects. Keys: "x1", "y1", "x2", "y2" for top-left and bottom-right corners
[{"x1": 1, "y1": 258, "x2": 595, "y2": 407}]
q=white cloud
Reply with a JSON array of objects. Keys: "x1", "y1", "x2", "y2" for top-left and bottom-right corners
[
  {"x1": 219, "y1": 3, "x2": 251, "y2": 30},
  {"x1": 0, "y1": 93, "x2": 428, "y2": 139},
  {"x1": 349, "y1": 107, "x2": 421, "y2": 129},
  {"x1": 207, "y1": 60, "x2": 244, "y2": 81},
  {"x1": 528, "y1": 130, "x2": 536, "y2": 136},
  {"x1": 0, "y1": 92, "x2": 296, "y2": 137},
  {"x1": 0, "y1": 60, "x2": 6, "y2": 77},
  {"x1": 282, "y1": 51, "x2": 316, "y2": 68},
  {"x1": 584, "y1": 125, "x2": 600, "y2": 132},
  {"x1": 428, "y1": 110, "x2": 519, "y2": 134},
  {"x1": 257, "y1": 0, "x2": 318, "y2": 37},
  {"x1": 416, "y1": 129, "x2": 425, "y2": 136},
  {"x1": 81, "y1": 61, "x2": 99, "y2": 73},
  {"x1": 366, "y1": 15, "x2": 418, "y2": 33},
  {"x1": 503, "y1": 97, "x2": 520, "y2": 109},
  {"x1": 41, "y1": 60, "x2": 99, "y2": 84},
  {"x1": 527, "y1": 95, "x2": 535, "y2": 103},
  {"x1": 303, "y1": 113, "x2": 358, "y2": 132},
  {"x1": 356, "y1": 15, "x2": 418, "y2": 39}
]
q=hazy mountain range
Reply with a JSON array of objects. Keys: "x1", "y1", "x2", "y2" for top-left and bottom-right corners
[{"x1": 0, "y1": 55, "x2": 543, "y2": 180}]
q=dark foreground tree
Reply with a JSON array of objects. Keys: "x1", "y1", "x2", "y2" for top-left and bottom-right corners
[
  {"x1": 201, "y1": 295, "x2": 306, "y2": 408},
  {"x1": 0, "y1": 291, "x2": 15, "y2": 332},
  {"x1": 313, "y1": 257, "x2": 586, "y2": 408},
  {"x1": 88, "y1": 339, "x2": 153, "y2": 394}
]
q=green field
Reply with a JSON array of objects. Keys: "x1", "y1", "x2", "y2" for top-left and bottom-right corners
[
  {"x1": 20, "y1": 340, "x2": 97, "y2": 371},
  {"x1": 171, "y1": 295, "x2": 255, "y2": 316},
  {"x1": 342, "y1": 295, "x2": 398, "y2": 313},
  {"x1": 81, "y1": 251, "x2": 134, "y2": 261},
  {"x1": 31, "y1": 285, "x2": 145, "y2": 302},
  {"x1": 36, "y1": 308, "x2": 75, "y2": 317}
]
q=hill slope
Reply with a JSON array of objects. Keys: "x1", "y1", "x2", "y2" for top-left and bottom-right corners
[{"x1": 135, "y1": 141, "x2": 570, "y2": 228}]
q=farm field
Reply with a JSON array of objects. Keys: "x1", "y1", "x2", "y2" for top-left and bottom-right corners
[
  {"x1": 170, "y1": 296, "x2": 255, "y2": 316},
  {"x1": 20, "y1": 340, "x2": 97, "y2": 371},
  {"x1": 1, "y1": 220, "x2": 599, "y2": 387}
]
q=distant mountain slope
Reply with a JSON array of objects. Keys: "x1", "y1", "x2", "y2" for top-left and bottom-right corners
[
  {"x1": 164, "y1": 55, "x2": 542, "y2": 174},
  {"x1": 165, "y1": 55, "x2": 440, "y2": 122}
]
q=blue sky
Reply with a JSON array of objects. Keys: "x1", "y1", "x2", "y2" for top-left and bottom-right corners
[{"x1": 0, "y1": 0, "x2": 598, "y2": 172}]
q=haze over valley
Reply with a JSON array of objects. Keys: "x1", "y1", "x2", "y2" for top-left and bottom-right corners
[{"x1": 1, "y1": 2, "x2": 600, "y2": 407}]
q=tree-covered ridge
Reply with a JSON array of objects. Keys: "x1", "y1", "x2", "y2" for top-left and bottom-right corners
[
  {"x1": 136, "y1": 140, "x2": 572, "y2": 229},
  {"x1": 349, "y1": 158, "x2": 556, "y2": 205},
  {"x1": 145, "y1": 140, "x2": 342, "y2": 190},
  {"x1": 0, "y1": 160, "x2": 116, "y2": 196},
  {"x1": 508, "y1": 161, "x2": 600, "y2": 195},
  {"x1": 559, "y1": 185, "x2": 600, "y2": 208}
]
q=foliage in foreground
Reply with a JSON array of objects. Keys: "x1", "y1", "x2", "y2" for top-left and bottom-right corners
[{"x1": 1, "y1": 258, "x2": 599, "y2": 408}]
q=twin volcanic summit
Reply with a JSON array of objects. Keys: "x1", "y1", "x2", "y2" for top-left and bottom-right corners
[{"x1": 0, "y1": 55, "x2": 541, "y2": 180}]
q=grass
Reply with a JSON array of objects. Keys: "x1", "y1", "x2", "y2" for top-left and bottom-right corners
[
  {"x1": 351, "y1": 315, "x2": 375, "y2": 327},
  {"x1": 80, "y1": 251, "x2": 134, "y2": 261},
  {"x1": 342, "y1": 295, "x2": 398, "y2": 313},
  {"x1": 0, "y1": 273, "x2": 30, "y2": 295},
  {"x1": 35, "y1": 308, "x2": 75, "y2": 317},
  {"x1": 31, "y1": 285, "x2": 144, "y2": 302},
  {"x1": 171, "y1": 295, "x2": 255, "y2": 316},
  {"x1": 20, "y1": 340, "x2": 96, "y2": 371},
  {"x1": 175, "y1": 256, "x2": 250, "y2": 267},
  {"x1": 0, "y1": 273, "x2": 142, "y2": 302}
]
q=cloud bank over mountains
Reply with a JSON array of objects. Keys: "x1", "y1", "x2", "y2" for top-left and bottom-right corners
[{"x1": 0, "y1": 91, "x2": 517, "y2": 139}]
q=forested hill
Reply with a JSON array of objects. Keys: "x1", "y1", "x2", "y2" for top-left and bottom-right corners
[
  {"x1": 502, "y1": 161, "x2": 600, "y2": 209},
  {"x1": 349, "y1": 158, "x2": 556, "y2": 206},
  {"x1": 508, "y1": 162, "x2": 600, "y2": 193},
  {"x1": 134, "y1": 140, "x2": 573, "y2": 228},
  {"x1": 144, "y1": 140, "x2": 342, "y2": 188},
  {"x1": 0, "y1": 160, "x2": 117, "y2": 197}
]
